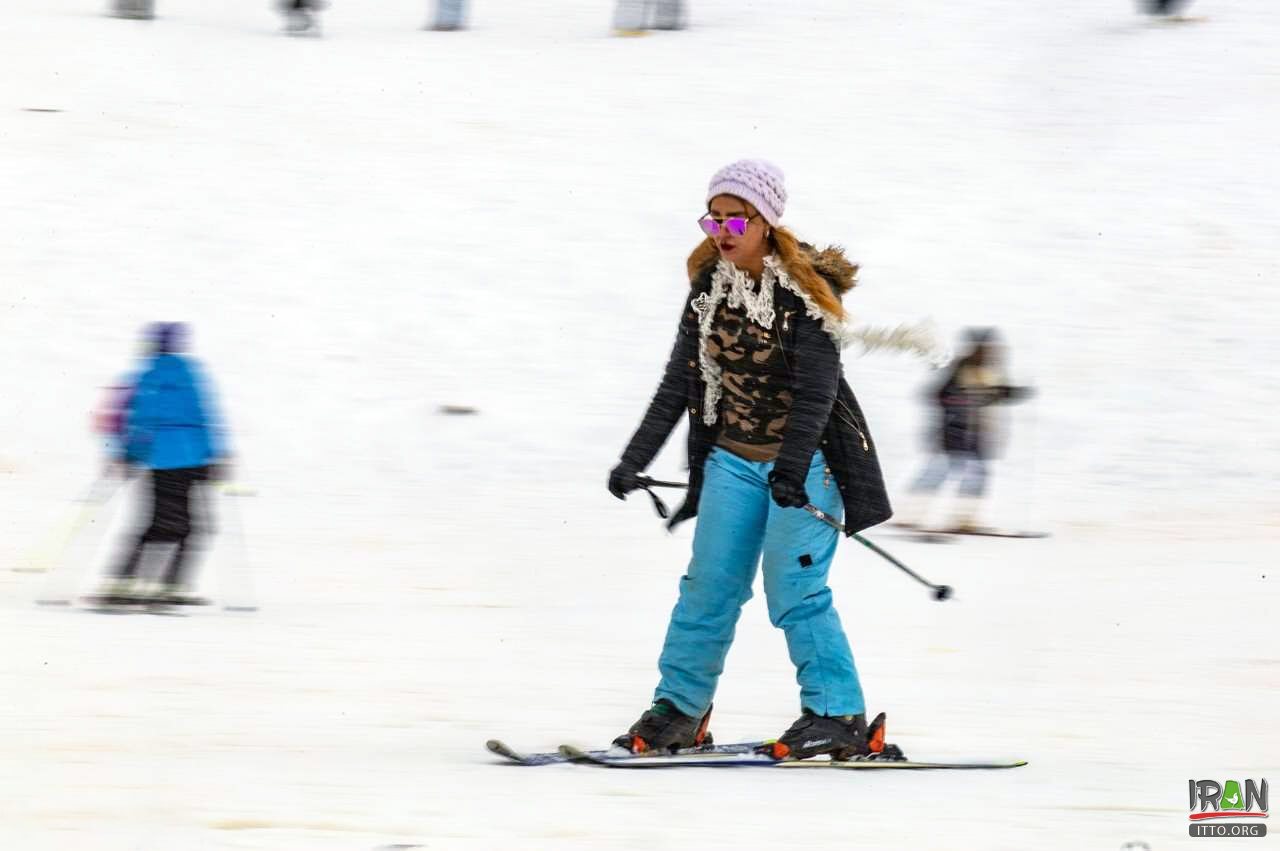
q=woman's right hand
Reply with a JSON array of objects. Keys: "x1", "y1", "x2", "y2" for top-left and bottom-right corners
[{"x1": 607, "y1": 462, "x2": 643, "y2": 500}]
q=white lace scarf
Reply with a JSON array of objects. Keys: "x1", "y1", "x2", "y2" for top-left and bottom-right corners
[{"x1": 690, "y1": 255, "x2": 855, "y2": 426}]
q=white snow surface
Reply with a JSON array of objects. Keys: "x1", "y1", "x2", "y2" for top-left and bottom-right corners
[{"x1": 2, "y1": 0, "x2": 1278, "y2": 848}]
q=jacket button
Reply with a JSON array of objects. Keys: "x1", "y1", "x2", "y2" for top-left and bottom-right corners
[
  {"x1": 689, "y1": 407, "x2": 697, "y2": 414},
  {"x1": 688, "y1": 360, "x2": 696, "y2": 368}
]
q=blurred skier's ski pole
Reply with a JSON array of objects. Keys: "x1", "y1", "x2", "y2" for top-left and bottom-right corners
[
  {"x1": 217, "y1": 483, "x2": 259, "y2": 612},
  {"x1": 634, "y1": 475, "x2": 953, "y2": 601},
  {"x1": 32, "y1": 475, "x2": 126, "y2": 605}
]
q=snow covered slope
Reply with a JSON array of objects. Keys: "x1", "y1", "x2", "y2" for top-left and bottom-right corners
[{"x1": 1, "y1": 1, "x2": 1276, "y2": 849}]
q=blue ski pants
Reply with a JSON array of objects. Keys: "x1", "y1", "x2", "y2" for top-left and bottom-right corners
[{"x1": 653, "y1": 447, "x2": 866, "y2": 718}]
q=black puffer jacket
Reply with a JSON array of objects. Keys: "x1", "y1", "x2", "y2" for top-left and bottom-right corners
[{"x1": 618, "y1": 250, "x2": 892, "y2": 536}]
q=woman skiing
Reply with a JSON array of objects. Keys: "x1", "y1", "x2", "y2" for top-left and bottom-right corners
[{"x1": 607, "y1": 160, "x2": 895, "y2": 761}]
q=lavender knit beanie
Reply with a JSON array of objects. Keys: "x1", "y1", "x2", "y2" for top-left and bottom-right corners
[{"x1": 706, "y1": 159, "x2": 787, "y2": 226}]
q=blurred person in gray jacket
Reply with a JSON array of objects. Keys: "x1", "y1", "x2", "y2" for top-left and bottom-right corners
[
  {"x1": 894, "y1": 328, "x2": 1033, "y2": 533},
  {"x1": 111, "y1": 0, "x2": 154, "y2": 20},
  {"x1": 614, "y1": 0, "x2": 685, "y2": 35},
  {"x1": 1145, "y1": 0, "x2": 1194, "y2": 17},
  {"x1": 279, "y1": 0, "x2": 324, "y2": 34},
  {"x1": 429, "y1": 0, "x2": 468, "y2": 31}
]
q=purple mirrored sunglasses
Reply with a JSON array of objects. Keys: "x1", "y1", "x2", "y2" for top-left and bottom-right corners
[{"x1": 698, "y1": 212, "x2": 760, "y2": 238}]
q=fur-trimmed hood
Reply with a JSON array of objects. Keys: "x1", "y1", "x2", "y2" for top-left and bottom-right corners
[{"x1": 808, "y1": 244, "x2": 858, "y2": 295}]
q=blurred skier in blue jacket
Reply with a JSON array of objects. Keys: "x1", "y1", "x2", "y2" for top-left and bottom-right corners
[{"x1": 103, "y1": 322, "x2": 230, "y2": 604}]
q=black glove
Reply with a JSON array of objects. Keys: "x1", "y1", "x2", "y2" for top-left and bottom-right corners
[
  {"x1": 608, "y1": 462, "x2": 643, "y2": 500},
  {"x1": 768, "y1": 470, "x2": 809, "y2": 509},
  {"x1": 1001, "y1": 385, "x2": 1036, "y2": 403},
  {"x1": 206, "y1": 458, "x2": 232, "y2": 482}
]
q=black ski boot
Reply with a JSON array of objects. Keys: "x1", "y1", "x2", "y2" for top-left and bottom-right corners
[
  {"x1": 764, "y1": 710, "x2": 900, "y2": 761},
  {"x1": 612, "y1": 699, "x2": 713, "y2": 754}
]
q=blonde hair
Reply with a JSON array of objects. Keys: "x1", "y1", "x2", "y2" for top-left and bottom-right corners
[{"x1": 686, "y1": 225, "x2": 848, "y2": 322}]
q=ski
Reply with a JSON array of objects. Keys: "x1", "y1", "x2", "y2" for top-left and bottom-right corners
[
  {"x1": 881, "y1": 530, "x2": 957, "y2": 545},
  {"x1": 81, "y1": 594, "x2": 154, "y2": 609},
  {"x1": 782, "y1": 758, "x2": 1027, "y2": 771},
  {"x1": 882, "y1": 522, "x2": 1049, "y2": 542},
  {"x1": 924, "y1": 528, "x2": 1049, "y2": 539},
  {"x1": 1151, "y1": 15, "x2": 1209, "y2": 25},
  {"x1": 885, "y1": 527, "x2": 1049, "y2": 541},
  {"x1": 79, "y1": 595, "x2": 187, "y2": 616},
  {"x1": 485, "y1": 738, "x2": 762, "y2": 766},
  {"x1": 486, "y1": 739, "x2": 582, "y2": 766},
  {"x1": 558, "y1": 744, "x2": 1026, "y2": 771}
]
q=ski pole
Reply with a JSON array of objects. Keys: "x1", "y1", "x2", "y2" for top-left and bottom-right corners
[
  {"x1": 633, "y1": 476, "x2": 953, "y2": 601},
  {"x1": 802, "y1": 505, "x2": 953, "y2": 601},
  {"x1": 217, "y1": 482, "x2": 259, "y2": 612},
  {"x1": 31, "y1": 475, "x2": 127, "y2": 605},
  {"x1": 634, "y1": 476, "x2": 688, "y2": 490},
  {"x1": 633, "y1": 475, "x2": 687, "y2": 520}
]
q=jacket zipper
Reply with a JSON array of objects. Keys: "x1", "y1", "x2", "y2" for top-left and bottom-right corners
[
  {"x1": 775, "y1": 309, "x2": 869, "y2": 453},
  {"x1": 838, "y1": 400, "x2": 870, "y2": 452}
]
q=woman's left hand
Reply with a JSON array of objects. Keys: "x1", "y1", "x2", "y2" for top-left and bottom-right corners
[{"x1": 768, "y1": 471, "x2": 809, "y2": 509}]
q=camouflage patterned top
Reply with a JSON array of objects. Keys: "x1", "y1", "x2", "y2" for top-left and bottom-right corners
[{"x1": 704, "y1": 298, "x2": 793, "y2": 462}]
